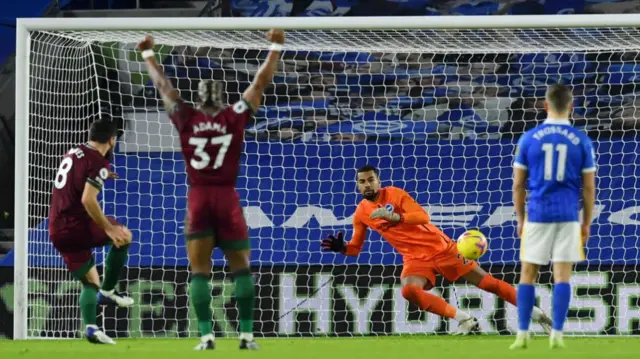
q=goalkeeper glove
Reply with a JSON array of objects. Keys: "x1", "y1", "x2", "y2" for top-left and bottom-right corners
[{"x1": 321, "y1": 232, "x2": 346, "y2": 253}]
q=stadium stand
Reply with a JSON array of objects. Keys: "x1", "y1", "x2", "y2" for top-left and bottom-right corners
[{"x1": 136, "y1": 41, "x2": 639, "y2": 143}]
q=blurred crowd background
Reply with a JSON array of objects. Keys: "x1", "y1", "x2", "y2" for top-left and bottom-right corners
[
  {"x1": 5, "y1": 0, "x2": 640, "y2": 145},
  {"x1": 117, "y1": 0, "x2": 640, "y2": 143},
  {"x1": 135, "y1": 44, "x2": 640, "y2": 143}
]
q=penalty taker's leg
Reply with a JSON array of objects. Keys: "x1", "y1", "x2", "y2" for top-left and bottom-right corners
[
  {"x1": 78, "y1": 266, "x2": 115, "y2": 344},
  {"x1": 94, "y1": 218, "x2": 134, "y2": 307},
  {"x1": 98, "y1": 243, "x2": 134, "y2": 307},
  {"x1": 224, "y1": 247, "x2": 259, "y2": 350}
]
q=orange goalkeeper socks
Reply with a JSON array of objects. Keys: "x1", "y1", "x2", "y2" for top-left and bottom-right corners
[
  {"x1": 478, "y1": 274, "x2": 517, "y2": 306},
  {"x1": 401, "y1": 285, "x2": 457, "y2": 319}
]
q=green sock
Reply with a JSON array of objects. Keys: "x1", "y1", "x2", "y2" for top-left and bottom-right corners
[
  {"x1": 101, "y1": 244, "x2": 129, "y2": 291},
  {"x1": 190, "y1": 274, "x2": 213, "y2": 336},
  {"x1": 79, "y1": 284, "x2": 98, "y2": 326},
  {"x1": 233, "y1": 270, "x2": 255, "y2": 334}
]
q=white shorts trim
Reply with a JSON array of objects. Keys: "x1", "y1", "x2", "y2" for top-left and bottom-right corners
[
  {"x1": 513, "y1": 162, "x2": 527, "y2": 170},
  {"x1": 520, "y1": 221, "x2": 584, "y2": 265}
]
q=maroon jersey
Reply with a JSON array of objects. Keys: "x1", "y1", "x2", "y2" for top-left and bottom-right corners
[
  {"x1": 49, "y1": 143, "x2": 111, "y2": 236},
  {"x1": 169, "y1": 100, "x2": 251, "y2": 186}
]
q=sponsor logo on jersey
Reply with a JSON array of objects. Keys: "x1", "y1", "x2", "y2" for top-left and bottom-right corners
[{"x1": 99, "y1": 168, "x2": 109, "y2": 180}]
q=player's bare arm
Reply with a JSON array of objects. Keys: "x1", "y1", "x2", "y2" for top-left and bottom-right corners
[
  {"x1": 512, "y1": 167, "x2": 527, "y2": 238},
  {"x1": 343, "y1": 219, "x2": 367, "y2": 256},
  {"x1": 242, "y1": 29, "x2": 285, "y2": 113},
  {"x1": 581, "y1": 171, "x2": 596, "y2": 243},
  {"x1": 81, "y1": 184, "x2": 130, "y2": 247},
  {"x1": 137, "y1": 36, "x2": 181, "y2": 113}
]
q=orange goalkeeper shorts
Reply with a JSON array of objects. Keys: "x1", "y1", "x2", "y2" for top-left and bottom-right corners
[{"x1": 401, "y1": 243, "x2": 478, "y2": 287}]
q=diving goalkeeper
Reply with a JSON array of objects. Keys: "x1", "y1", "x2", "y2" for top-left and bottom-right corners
[{"x1": 321, "y1": 165, "x2": 552, "y2": 334}]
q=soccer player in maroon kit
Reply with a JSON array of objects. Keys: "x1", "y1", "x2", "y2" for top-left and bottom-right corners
[
  {"x1": 49, "y1": 119, "x2": 134, "y2": 344},
  {"x1": 138, "y1": 29, "x2": 284, "y2": 350}
]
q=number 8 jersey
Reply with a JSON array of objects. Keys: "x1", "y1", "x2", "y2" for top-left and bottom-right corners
[
  {"x1": 513, "y1": 118, "x2": 596, "y2": 223},
  {"x1": 49, "y1": 143, "x2": 111, "y2": 236},
  {"x1": 169, "y1": 100, "x2": 252, "y2": 186}
]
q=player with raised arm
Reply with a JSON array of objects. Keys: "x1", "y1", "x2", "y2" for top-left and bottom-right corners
[
  {"x1": 49, "y1": 119, "x2": 134, "y2": 345},
  {"x1": 511, "y1": 84, "x2": 596, "y2": 350},
  {"x1": 138, "y1": 29, "x2": 284, "y2": 350},
  {"x1": 322, "y1": 165, "x2": 552, "y2": 334}
]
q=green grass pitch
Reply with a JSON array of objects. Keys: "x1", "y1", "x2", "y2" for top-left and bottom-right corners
[{"x1": 2, "y1": 337, "x2": 638, "y2": 359}]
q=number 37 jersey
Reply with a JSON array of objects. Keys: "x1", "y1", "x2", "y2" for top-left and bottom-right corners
[
  {"x1": 514, "y1": 119, "x2": 596, "y2": 223},
  {"x1": 169, "y1": 100, "x2": 251, "y2": 186}
]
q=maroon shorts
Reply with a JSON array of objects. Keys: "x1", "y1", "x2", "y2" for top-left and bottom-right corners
[
  {"x1": 186, "y1": 186, "x2": 249, "y2": 250},
  {"x1": 50, "y1": 216, "x2": 120, "y2": 278}
]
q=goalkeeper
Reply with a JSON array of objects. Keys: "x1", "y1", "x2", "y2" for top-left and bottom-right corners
[{"x1": 322, "y1": 165, "x2": 552, "y2": 334}]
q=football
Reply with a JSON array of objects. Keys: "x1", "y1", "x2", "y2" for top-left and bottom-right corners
[{"x1": 456, "y1": 229, "x2": 488, "y2": 260}]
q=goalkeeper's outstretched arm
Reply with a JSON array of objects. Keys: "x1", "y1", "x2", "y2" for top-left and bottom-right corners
[
  {"x1": 343, "y1": 219, "x2": 367, "y2": 256},
  {"x1": 243, "y1": 29, "x2": 285, "y2": 113},
  {"x1": 321, "y1": 218, "x2": 367, "y2": 256},
  {"x1": 137, "y1": 36, "x2": 181, "y2": 113}
]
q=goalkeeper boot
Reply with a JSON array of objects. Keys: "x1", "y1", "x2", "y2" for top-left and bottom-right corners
[
  {"x1": 85, "y1": 325, "x2": 116, "y2": 345},
  {"x1": 453, "y1": 317, "x2": 480, "y2": 335},
  {"x1": 549, "y1": 331, "x2": 566, "y2": 349},
  {"x1": 533, "y1": 309, "x2": 553, "y2": 335},
  {"x1": 509, "y1": 331, "x2": 530, "y2": 350},
  {"x1": 194, "y1": 333, "x2": 215, "y2": 350},
  {"x1": 97, "y1": 289, "x2": 134, "y2": 307}
]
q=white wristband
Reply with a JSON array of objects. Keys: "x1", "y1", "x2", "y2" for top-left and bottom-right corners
[
  {"x1": 141, "y1": 49, "x2": 155, "y2": 59},
  {"x1": 270, "y1": 43, "x2": 283, "y2": 52}
]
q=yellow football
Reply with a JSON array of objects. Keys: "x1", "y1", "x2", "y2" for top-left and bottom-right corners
[{"x1": 456, "y1": 229, "x2": 488, "y2": 260}]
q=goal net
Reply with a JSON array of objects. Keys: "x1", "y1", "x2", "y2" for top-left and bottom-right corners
[{"x1": 15, "y1": 17, "x2": 640, "y2": 339}]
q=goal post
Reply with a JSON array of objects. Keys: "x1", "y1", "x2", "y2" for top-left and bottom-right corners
[
  {"x1": 14, "y1": 15, "x2": 640, "y2": 340},
  {"x1": 14, "y1": 14, "x2": 640, "y2": 30},
  {"x1": 14, "y1": 18, "x2": 30, "y2": 341}
]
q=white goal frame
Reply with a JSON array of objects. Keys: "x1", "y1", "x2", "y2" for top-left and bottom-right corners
[{"x1": 14, "y1": 14, "x2": 640, "y2": 340}]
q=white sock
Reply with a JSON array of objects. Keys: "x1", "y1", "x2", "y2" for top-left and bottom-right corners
[
  {"x1": 531, "y1": 306, "x2": 543, "y2": 321},
  {"x1": 86, "y1": 324, "x2": 98, "y2": 330},
  {"x1": 551, "y1": 330, "x2": 563, "y2": 339},
  {"x1": 201, "y1": 333, "x2": 215, "y2": 341},
  {"x1": 517, "y1": 330, "x2": 529, "y2": 338},
  {"x1": 239, "y1": 333, "x2": 254, "y2": 341},
  {"x1": 455, "y1": 309, "x2": 472, "y2": 322},
  {"x1": 100, "y1": 289, "x2": 114, "y2": 296}
]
